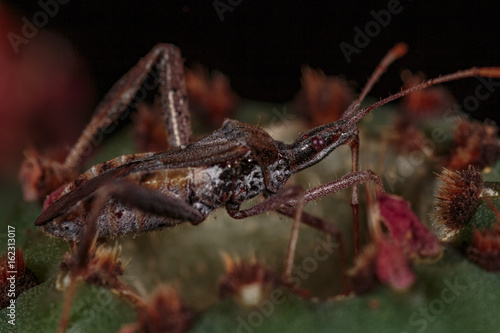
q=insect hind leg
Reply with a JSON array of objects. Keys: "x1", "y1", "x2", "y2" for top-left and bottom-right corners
[{"x1": 64, "y1": 44, "x2": 193, "y2": 169}]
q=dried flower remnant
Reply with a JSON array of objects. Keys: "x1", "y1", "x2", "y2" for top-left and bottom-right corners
[
  {"x1": 185, "y1": 65, "x2": 239, "y2": 127},
  {"x1": 467, "y1": 224, "x2": 500, "y2": 272},
  {"x1": 58, "y1": 242, "x2": 127, "y2": 291},
  {"x1": 399, "y1": 70, "x2": 456, "y2": 117},
  {"x1": 446, "y1": 119, "x2": 500, "y2": 171},
  {"x1": 56, "y1": 239, "x2": 143, "y2": 333},
  {"x1": 218, "y1": 252, "x2": 285, "y2": 306},
  {"x1": 18, "y1": 148, "x2": 77, "y2": 203},
  {"x1": 347, "y1": 244, "x2": 378, "y2": 295},
  {"x1": 378, "y1": 192, "x2": 442, "y2": 261},
  {"x1": 0, "y1": 248, "x2": 38, "y2": 308},
  {"x1": 294, "y1": 66, "x2": 353, "y2": 127},
  {"x1": 434, "y1": 166, "x2": 483, "y2": 239},
  {"x1": 389, "y1": 71, "x2": 455, "y2": 155},
  {"x1": 389, "y1": 116, "x2": 427, "y2": 155},
  {"x1": 375, "y1": 237, "x2": 415, "y2": 290},
  {"x1": 348, "y1": 238, "x2": 415, "y2": 294},
  {"x1": 348, "y1": 190, "x2": 428, "y2": 294},
  {"x1": 136, "y1": 285, "x2": 193, "y2": 333}
]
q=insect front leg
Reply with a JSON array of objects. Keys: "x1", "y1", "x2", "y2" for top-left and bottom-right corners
[{"x1": 231, "y1": 170, "x2": 383, "y2": 252}]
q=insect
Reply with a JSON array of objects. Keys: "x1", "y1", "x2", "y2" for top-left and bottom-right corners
[{"x1": 20, "y1": 43, "x2": 500, "y2": 283}]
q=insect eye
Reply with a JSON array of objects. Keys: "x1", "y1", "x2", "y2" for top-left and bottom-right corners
[{"x1": 311, "y1": 136, "x2": 326, "y2": 151}]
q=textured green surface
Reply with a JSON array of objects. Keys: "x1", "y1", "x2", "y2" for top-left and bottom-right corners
[{"x1": 192, "y1": 248, "x2": 500, "y2": 333}]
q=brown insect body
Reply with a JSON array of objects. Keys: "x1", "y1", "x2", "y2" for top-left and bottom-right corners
[{"x1": 36, "y1": 120, "x2": 291, "y2": 240}]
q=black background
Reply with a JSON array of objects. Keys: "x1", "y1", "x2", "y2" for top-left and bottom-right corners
[{"x1": 5, "y1": 0, "x2": 500, "y2": 122}]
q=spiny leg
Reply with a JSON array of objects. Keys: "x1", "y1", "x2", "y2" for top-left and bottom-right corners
[
  {"x1": 229, "y1": 171, "x2": 383, "y2": 226},
  {"x1": 227, "y1": 171, "x2": 382, "y2": 288},
  {"x1": 64, "y1": 44, "x2": 192, "y2": 169},
  {"x1": 227, "y1": 186, "x2": 346, "y2": 286}
]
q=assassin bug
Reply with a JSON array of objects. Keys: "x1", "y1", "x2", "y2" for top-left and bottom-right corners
[{"x1": 20, "y1": 43, "x2": 500, "y2": 284}]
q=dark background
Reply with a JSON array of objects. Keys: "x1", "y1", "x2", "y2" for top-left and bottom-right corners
[{"x1": 5, "y1": 0, "x2": 500, "y2": 122}]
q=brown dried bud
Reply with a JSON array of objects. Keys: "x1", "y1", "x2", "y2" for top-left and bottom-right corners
[
  {"x1": 137, "y1": 285, "x2": 193, "y2": 333},
  {"x1": 58, "y1": 243, "x2": 125, "y2": 291},
  {"x1": 399, "y1": 70, "x2": 456, "y2": 117},
  {"x1": 0, "y1": 248, "x2": 38, "y2": 308},
  {"x1": 218, "y1": 253, "x2": 282, "y2": 307},
  {"x1": 185, "y1": 66, "x2": 239, "y2": 128},
  {"x1": 294, "y1": 66, "x2": 353, "y2": 127},
  {"x1": 446, "y1": 119, "x2": 500, "y2": 171},
  {"x1": 467, "y1": 224, "x2": 500, "y2": 272},
  {"x1": 18, "y1": 148, "x2": 77, "y2": 203},
  {"x1": 390, "y1": 117, "x2": 426, "y2": 154}
]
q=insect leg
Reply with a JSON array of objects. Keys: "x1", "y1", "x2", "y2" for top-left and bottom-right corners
[
  {"x1": 348, "y1": 131, "x2": 361, "y2": 256},
  {"x1": 20, "y1": 45, "x2": 192, "y2": 202},
  {"x1": 276, "y1": 207, "x2": 347, "y2": 291},
  {"x1": 227, "y1": 186, "x2": 307, "y2": 281},
  {"x1": 92, "y1": 181, "x2": 205, "y2": 237},
  {"x1": 227, "y1": 187, "x2": 348, "y2": 288},
  {"x1": 64, "y1": 44, "x2": 192, "y2": 169},
  {"x1": 231, "y1": 170, "x2": 382, "y2": 258},
  {"x1": 57, "y1": 183, "x2": 152, "y2": 333}
]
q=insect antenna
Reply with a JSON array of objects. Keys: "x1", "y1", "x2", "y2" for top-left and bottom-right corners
[
  {"x1": 342, "y1": 42, "x2": 409, "y2": 120},
  {"x1": 344, "y1": 67, "x2": 500, "y2": 130}
]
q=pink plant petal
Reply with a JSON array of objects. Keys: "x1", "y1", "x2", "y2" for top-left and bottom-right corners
[
  {"x1": 376, "y1": 238, "x2": 415, "y2": 290},
  {"x1": 378, "y1": 192, "x2": 442, "y2": 260}
]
